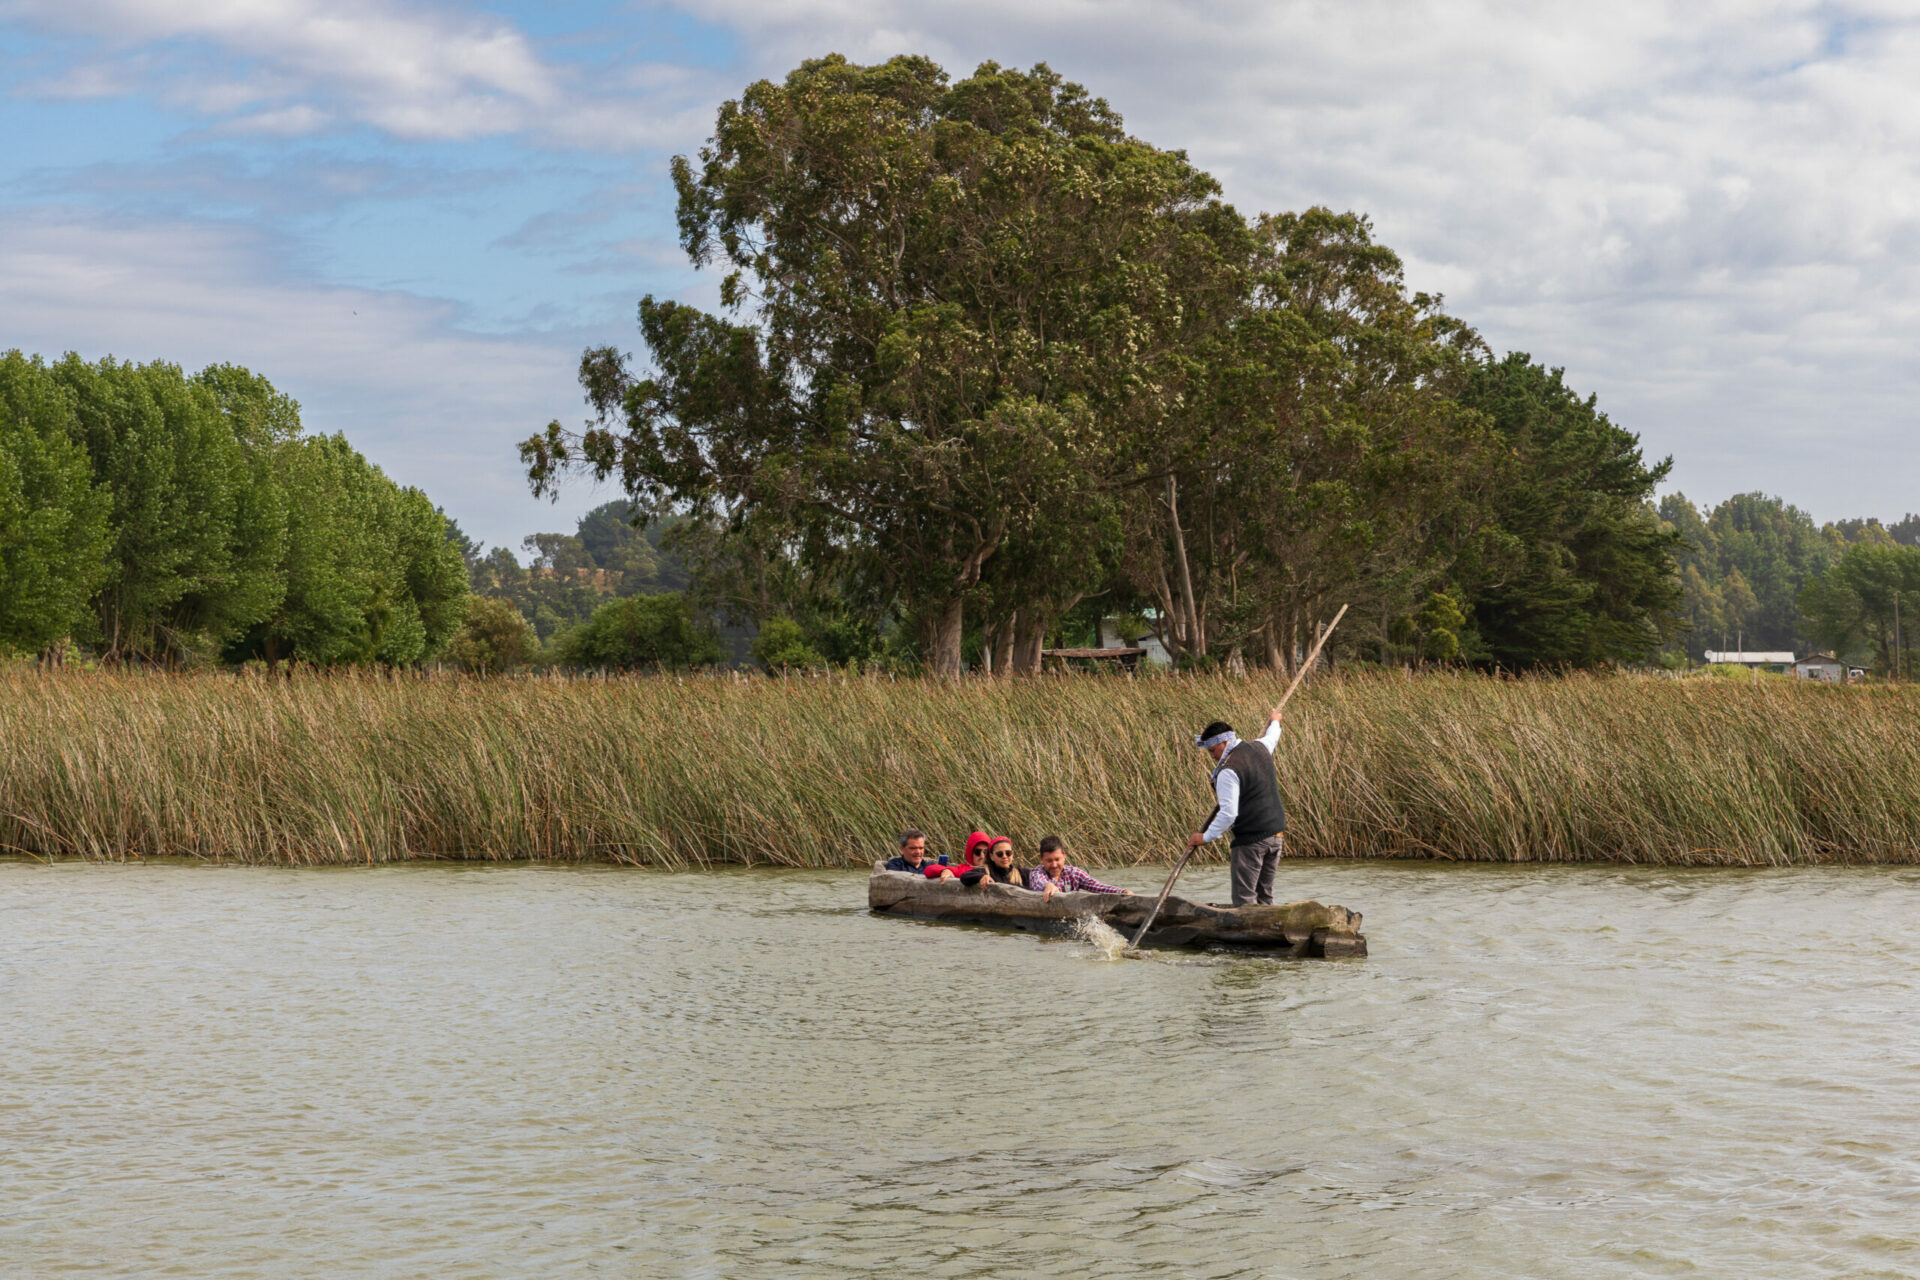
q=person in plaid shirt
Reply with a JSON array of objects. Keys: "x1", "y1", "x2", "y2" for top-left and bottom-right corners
[{"x1": 1028, "y1": 836, "x2": 1133, "y2": 900}]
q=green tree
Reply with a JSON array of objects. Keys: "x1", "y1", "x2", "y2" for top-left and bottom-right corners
[
  {"x1": 1798, "y1": 542, "x2": 1920, "y2": 675},
  {"x1": 1658, "y1": 494, "x2": 1719, "y2": 658},
  {"x1": 576, "y1": 501, "x2": 687, "y2": 592},
  {"x1": 444, "y1": 596, "x2": 538, "y2": 672},
  {"x1": 226, "y1": 434, "x2": 466, "y2": 667},
  {"x1": 53, "y1": 356, "x2": 287, "y2": 663},
  {"x1": 524, "y1": 55, "x2": 1244, "y2": 674},
  {"x1": 1415, "y1": 590, "x2": 1468, "y2": 662},
  {"x1": 1706, "y1": 493, "x2": 1831, "y2": 652},
  {"x1": 1677, "y1": 564, "x2": 1726, "y2": 653},
  {"x1": 0, "y1": 352, "x2": 111, "y2": 655},
  {"x1": 1134, "y1": 208, "x2": 1489, "y2": 669},
  {"x1": 1720, "y1": 567, "x2": 1759, "y2": 652},
  {"x1": 469, "y1": 502, "x2": 693, "y2": 642},
  {"x1": 194, "y1": 363, "x2": 304, "y2": 446},
  {"x1": 383, "y1": 484, "x2": 469, "y2": 663},
  {"x1": 441, "y1": 510, "x2": 483, "y2": 581},
  {"x1": 750, "y1": 616, "x2": 825, "y2": 671},
  {"x1": 557, "y1": 593, "x2": 722, "y2": 669},
  {"x1": 1451, "y1": 355, "x2": 1681, "y2": 667}
]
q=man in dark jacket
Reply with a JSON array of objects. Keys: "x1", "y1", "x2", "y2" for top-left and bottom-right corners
[
  {"x1": 883, "y1": 829, "x2": 983, "y2": 884},
  {"x1": 884, "y1": 830, "x2": 932, "y2": 873},
  {"x1": 1185, "y1": 707, "x2": 1287, "y2": 906}
]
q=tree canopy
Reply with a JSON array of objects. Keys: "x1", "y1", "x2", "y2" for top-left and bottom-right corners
[
  {"x1": 0, "y1": 353, "x2": 111, "y2": 655},
  {"x1": 1452, "y1": 355, "x2": 1682, "y2": 667},
  {"x1": 1799, "y1": 542, "x2": 1920, "y2": 676},
  {"x1": 525, "y1": 55, "x2": 1245, "y2": 674},
  {"x1": 1, "y1": 348, "x2": 468, "y2": 668},
  {"x1": 524, "y1": 54, "x2": 1700, "y2": 673}
]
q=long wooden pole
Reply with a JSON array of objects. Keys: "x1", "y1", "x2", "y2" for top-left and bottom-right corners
[{"x1": 1128, "y1": 603, "x2": 1350, "y2": 949}]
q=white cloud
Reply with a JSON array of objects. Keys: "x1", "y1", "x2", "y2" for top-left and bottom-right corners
[
  {"x1": 2, "y1": 0, "x2": 701, "y2": 147},
  {"x1": 0, "y1": 207, "x2": 609, "y2": 551},
  {"x1": 220, "y1": 103, "x2": 334, "y2": 136},
  {"x1": 661, "y1": 0, "x2": 1920, "y2": 517}
]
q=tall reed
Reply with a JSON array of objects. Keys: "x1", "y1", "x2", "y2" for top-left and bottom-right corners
[{"x1": 3, "y1": 667, "x2": 1917, "y2": 866}]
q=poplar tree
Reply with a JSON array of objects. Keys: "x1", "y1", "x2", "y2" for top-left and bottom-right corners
[
  {"x1": 0, "y1": 352, "x2": 111, "y2": 656},
  {"x1": 52, "y1": 356, "x2": 287, "y2": 663}
]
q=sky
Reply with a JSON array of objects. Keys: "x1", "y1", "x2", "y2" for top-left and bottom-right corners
[{"x1": 3, "y1": 0, "x2": 1917, "y2": 555}]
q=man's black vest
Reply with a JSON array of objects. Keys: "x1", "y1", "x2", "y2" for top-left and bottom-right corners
[{"x1": 1210, "y1": 740, "x2": 1287, "y2": 845}]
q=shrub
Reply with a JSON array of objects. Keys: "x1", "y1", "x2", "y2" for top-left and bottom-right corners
[
  {"x1": 445, "y1": 596, "x2": 538, "y2": 672},
  {"x1": 752, "y1": 617, "x2": 825, "y2": 671},
  {"x1": 556, "y1": 593, "x2": 721, "y2": 670}
]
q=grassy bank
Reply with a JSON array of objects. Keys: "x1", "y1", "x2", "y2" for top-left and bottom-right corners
[{"x1": 3, "y1": 668, "x2": 1918, "y2": 866}]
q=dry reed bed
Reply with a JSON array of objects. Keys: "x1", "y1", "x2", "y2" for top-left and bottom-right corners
[{"x1": 3, "y1": 669, "x2": 1917, "y2": 866}]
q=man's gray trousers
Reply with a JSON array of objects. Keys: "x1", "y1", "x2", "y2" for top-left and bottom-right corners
[{"x1": 1229, "y1": 834, "x2": 1285, "y2": 906}]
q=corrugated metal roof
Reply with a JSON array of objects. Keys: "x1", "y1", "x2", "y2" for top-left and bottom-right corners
[{"x1": 1704, "y1": 651, "x2": 1796, "y2": 664}]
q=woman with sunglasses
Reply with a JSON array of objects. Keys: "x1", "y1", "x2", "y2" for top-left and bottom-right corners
[{"x1": 980, "y1": 836, "x2": 1031, "y2": 890}]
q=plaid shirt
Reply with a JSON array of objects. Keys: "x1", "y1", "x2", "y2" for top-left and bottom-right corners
[{"x1": 1028, "y1": 864, "x2": 1123, "y2": 895}]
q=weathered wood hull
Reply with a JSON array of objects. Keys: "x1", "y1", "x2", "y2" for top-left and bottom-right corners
[{"x1": 867, "y1": 864, "x2": 1366, "y2": 957}]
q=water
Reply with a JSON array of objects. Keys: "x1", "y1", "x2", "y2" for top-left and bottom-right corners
[{"x1": 5, "y1": 862, "x2": 1920, "y2": 1279}]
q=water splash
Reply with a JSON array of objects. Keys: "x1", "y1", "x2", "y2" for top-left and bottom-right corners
[{"x1": 1068, "y1": 914, "x2": 1133, "y2": 960}]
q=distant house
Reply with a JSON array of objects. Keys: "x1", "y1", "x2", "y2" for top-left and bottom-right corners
[
  {"x1": 1099, "y1": 619, "x2": 1171, "y2": 667},
  {"x1": 1704, "y1": 650, "x2": 1795, "y2": 672},
  {"x1": 1793, "y1": 653, "x2": 1848, "y2": 683}
]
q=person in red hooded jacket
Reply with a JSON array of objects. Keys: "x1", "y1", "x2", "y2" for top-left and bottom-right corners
[{"x1": 922, "y1": 830, "x2": 991, "y2": 886}]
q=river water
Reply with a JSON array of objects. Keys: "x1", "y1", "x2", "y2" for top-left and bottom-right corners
[{"x1": 5, "y1": 862, "x2": 1920, "y2": 1279}]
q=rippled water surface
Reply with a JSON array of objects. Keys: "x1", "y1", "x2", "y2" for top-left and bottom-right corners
[{"x1": 6, "y1": 862, "x2": 1920, "y2": 1278}]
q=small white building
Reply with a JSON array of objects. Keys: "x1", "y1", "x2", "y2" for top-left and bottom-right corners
[
  {"x1": 1793, "y1": 653, "x2": 1848, "y2": 683},
  {"x1": 1704, "y1": 650, "x2": 1795, "y2": 671},
  {"x1": 1099, "y1": 619, "x2": 1171, "y2": 667}
]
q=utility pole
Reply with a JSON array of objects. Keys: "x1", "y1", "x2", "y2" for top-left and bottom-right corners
[{"x1": 1896, "y1": 591, "x2": 1903, "y2": 682}]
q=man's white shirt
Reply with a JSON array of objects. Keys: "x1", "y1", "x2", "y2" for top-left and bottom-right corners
[{"x1": 1199, "y1": 720, "x2": 1283, "y2": 843}]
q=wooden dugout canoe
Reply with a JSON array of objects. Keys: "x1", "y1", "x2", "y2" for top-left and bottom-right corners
[{"x1": 868, "y1": 863, "x2": 1367, "y2": 957}]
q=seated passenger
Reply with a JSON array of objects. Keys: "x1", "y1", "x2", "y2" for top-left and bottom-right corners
[
  {"x1": 1028, "y1": 836, "x2": 1133, "y2": 900},
  {"x1": 884, "y1": 829, "x2": 933, "y2": 873},
  {"x1": 894, "y1": 825, "x2": 983, "y2": 886},
  {"x1": 921, "y1": 829, "x2": 988, "y2": 886},
  {"x1": 981, "y1": 837, "x2": 1030, "y2": 889},
  {"x1": 960, "y1": 831, "x2": 994, "y2": 867},
  {"x1": 925, "y1": 836, "x2": 990, "y2": 886}
]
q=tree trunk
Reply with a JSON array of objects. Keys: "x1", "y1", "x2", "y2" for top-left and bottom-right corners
[
  {"x1": 1165, "y1": 477, "x2": 1204, "y2": 658},
  {"x1": 1011, "y1": 608, "x2": 1047, "y2": 675},
  {"x1": 925, "y1": 597, "x2": 965, "y2": 677},
  {"x1": 990, "y1": 615, "x2": 1014, "y2": 676},
  {"x1": 1151, "y1": 563, "x2": 1185, "y2": 661}
]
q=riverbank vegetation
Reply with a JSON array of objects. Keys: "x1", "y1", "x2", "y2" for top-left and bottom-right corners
[{"x1": 5, "y1": 668, "x2": 1916, "y2": 867}]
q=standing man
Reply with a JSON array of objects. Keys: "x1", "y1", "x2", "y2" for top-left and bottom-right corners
[{"x1": 1186, "y1": 706, "x2": 1287, "y2": 907}]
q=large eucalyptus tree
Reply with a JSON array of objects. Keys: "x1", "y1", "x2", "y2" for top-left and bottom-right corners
[{"x1": 523, "y1": 55, "x2": 1244, "y2": 674}]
